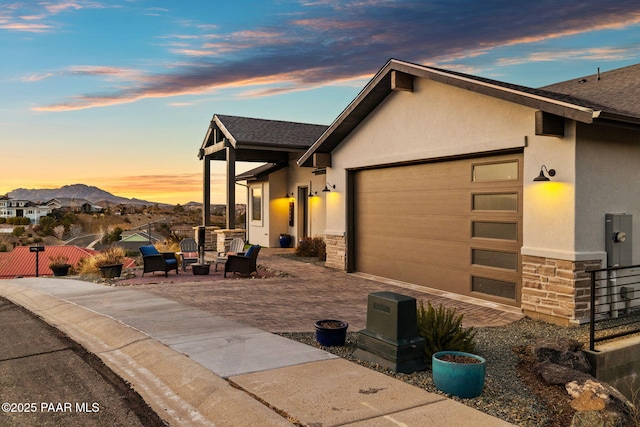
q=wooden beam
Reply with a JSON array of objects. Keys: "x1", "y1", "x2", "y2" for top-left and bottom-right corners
[
  {"x1": 535, "y1": 111, "x2": 565, "y2": 137},
  {"x1": 313, "y1": 152, "x2": 332, "y2": 168},
  {"x1": 391, "y1": 70, "x2": 413, "y2": 92}
]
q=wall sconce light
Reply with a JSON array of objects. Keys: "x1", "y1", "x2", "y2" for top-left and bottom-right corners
[
  {"x1": 322, "y1": 182, "x2": 336, "y2": 192},
  {"x1": 533, "y1": 165, "x2": 556, "y2": 182},
  {"x1": 308, "y1": 191, "x2": 317, "y2": 198}
]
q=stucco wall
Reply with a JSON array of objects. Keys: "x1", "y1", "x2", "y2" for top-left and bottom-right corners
[
  {"x1": 521, "y1": 122, "x2": 579, "y2": 261},
  {"x1": 327, "y1": 77, "x2": 533, "y2": 234},
  {"x1": 575, "y1": 123, "x2": 640, "y2": 265}
]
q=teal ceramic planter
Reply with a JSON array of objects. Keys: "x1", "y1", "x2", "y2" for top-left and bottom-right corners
[{"x1": 432, "y1": 351, "x2": 486, "y2": 398}]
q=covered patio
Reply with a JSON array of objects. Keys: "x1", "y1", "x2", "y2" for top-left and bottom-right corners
[{"x1": 197, "y1": 114, "x2": 327, "y2": 250}]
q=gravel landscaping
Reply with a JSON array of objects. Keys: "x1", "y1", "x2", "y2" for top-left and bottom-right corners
[{"x1": 280, "y1": 317, "x2": 592, "y2": 427}]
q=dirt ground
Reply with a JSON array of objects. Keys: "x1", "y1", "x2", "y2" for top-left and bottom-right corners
[{"x1": 0, "y1": 297, "x2": 167, "y2": 427}]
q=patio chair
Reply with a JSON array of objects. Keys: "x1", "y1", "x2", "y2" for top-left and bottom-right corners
[
  {"x1": 214, "y1": 237, "x2": 245, "y2": 272},
  {"x1": 139, "y1": 244, "x2": 179, "y2": 277},
  {"x1": 178, "y1": 238, "x2": 198, "y2": 272},
  {"x1": 224, "y1": 245, "x2": 261, "y2": 278}
]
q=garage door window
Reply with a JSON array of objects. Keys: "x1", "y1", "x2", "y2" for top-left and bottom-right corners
[
  {"x1": 472, "y1": 222, "x2": 517, "y2": 240},
  {"x1": 472, "y1": 193, "x2": 517, "y2": 211},
  {"x1": 472, "y1": 276, "x2": 516, "y2": 299},
  {"x1": 472, "y1": 249, "x2": 518, "y2": 270},
  {"x1": 472, "y1": 161, "x2": 518, "y2": 182}
]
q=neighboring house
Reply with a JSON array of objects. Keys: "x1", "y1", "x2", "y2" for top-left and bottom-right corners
[
  {"x1": 0, "y1": 245, "x2": 95, "y2": 278},
  {"x1": 198, "y1": 114, "x2": 328, "y2": 248},
  {"x1": 294, "y1": 58, "x2": 640, "y2": 326},
  {"x1": 45, "y1": 197, "x2": 103, "y2": 213},
  {"x1": 0, "y1": 245, "x2": 137, "y2": 278},
  {"x1": 0, "y1": 196, "x2": 52, "y2": 224},
  {"x1": 94, "y1": 230, "x2": 164, "y2": 253}
]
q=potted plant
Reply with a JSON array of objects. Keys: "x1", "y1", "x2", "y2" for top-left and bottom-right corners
[
  {"x1": 314, "y1": 319, "x2": 348, "y2": 346},
  {"x1": 416, "y1": 301, "x2": 484, "y2": 398},
  {"x1": 279, "y1": 233, "x2": 292, "y2": 248},
  {"x1": 93, "y1": 246, "x2": 126, "y2": 279},
  {"x1": 48, "y1": 255, "x2": 71, "y2": 276},
  {"x1": 432, "y1": 351, "x2": 486, "y2": 398}
]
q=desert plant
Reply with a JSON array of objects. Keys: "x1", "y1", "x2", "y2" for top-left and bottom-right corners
[
  {"x1": 417, "y1": 300, "x2": 477, "y2": 364},
  {"x1": 296, "y1": 236, "x2": 326, "y2": 260},
  {"x1": 92, "y1": 246, "x2": 126, "y2": 268},
  {"x1": 48, "y1": 254, "x2": 69, "y2": 268}
]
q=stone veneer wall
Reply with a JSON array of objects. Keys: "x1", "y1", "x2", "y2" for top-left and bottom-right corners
[
  {"x1": 521, "y1": 255, "x2": 602, "y2": 326},
  {"x1": 215, "y1": 229, "x2": 246, "y2": 253},
  {"x1": 324, "y1": 233, "x2": 346, "y2": 271}
]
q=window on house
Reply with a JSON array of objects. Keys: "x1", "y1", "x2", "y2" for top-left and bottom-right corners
[
  {"x1": 472, "y1": 249, "x2": 518, "y2": 270},
  {"x1": 472, "y1": 276, "x2": 516, "y2": 299},
  {"x1": 472, "y1": 193, "x2": 518, "y2": 211},
  {"x1": 472, "y1": 222, "x2": 518, "y2": 240},
  {"x1": 472, "y1": 161, "x2": 518, "y2": 182},
  {"x1": 251, "y1": 187, "x2": 262, "y2": 222}
]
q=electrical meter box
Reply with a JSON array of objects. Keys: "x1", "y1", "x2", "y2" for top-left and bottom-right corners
[
  {"x1": 605, "y1": 213, "x2": 632, "y2": 267},
  {"x1": 353, "y1": 291, "x2": 426, "y2": 373}
]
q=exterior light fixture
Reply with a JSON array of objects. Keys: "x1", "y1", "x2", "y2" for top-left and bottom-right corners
[
  {"x1": 533, "y1": 165, "x2": 556, "y2": 182},
  {"x1": 308, "y1": 191, "x2": 317, "y2": 198},
  {"x1": 322, "y1": 182, "x2": 336, "y2": 192}
]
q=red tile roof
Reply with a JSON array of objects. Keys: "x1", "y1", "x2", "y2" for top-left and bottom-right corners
[{"x1": 0, "y1": 245, "x2": 136, "y2": 278}]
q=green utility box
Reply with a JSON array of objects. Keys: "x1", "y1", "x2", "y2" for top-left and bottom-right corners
[{"x1": 353, "y1": 291, "x2": 426, "y2": 373}]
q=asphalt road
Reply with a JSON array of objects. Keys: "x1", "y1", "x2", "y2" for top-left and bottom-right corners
[{"x1": 0, "y1": 297, "x2": 166, "y2": 427}]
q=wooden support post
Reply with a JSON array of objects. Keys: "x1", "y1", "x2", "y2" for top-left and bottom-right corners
[
  {"x1": 226, "y1": 142, "x2": 236, "y2": 229},
  {"x1": 202, "y1": 154, "x2": 211, "y2": 226}
]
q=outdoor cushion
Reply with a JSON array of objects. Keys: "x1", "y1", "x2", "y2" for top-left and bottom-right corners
[
  {"x1": 140, "y1": 245, "x2": 160, "y2": 257},
  {"x1": 244, "y1": 245, "x2": 257, "y2": 257}
]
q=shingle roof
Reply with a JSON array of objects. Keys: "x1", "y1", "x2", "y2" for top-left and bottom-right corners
[
  {"x1": 541, "y1": 63, "x2": 640, "y2": 118},
  {"x1": 298, "y1": 58, "x2": 640, "y2": 166},
  {"x1": 214, "y1": 115, "x2": 328, "y2": 148},
  {"x1": 235, "y1": 163, "x2": 289, "y2": 181}
]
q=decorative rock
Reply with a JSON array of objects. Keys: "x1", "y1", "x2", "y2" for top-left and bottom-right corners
[
  {"x1": 533, "y1": 337, "x2": 591, "y2": 373},
  {"x1": 570, "y1": 409, "x2": 621, "y2": 427},
  {"x1": 569, "y1": 389, "x2": 606, "y2": 411},
  {"x1": 566, "y1": 379, "x2": 609, "y2": 401},
  {"x1": 535, "y1": 360, "x2": 592, "y2": 385}
]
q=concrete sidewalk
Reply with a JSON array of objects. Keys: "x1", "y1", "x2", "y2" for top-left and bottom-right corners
[{"x1": 0, "y1": 276, "x2": 516, "y2": 426}]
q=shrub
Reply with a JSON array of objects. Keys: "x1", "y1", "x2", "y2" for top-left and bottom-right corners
[
  {"x1": 416, "y1": 300, "x2": 477, "y2": 364},
  {"x1": 48, "y1": 255, "x2": 69, "y2": 268},
  {"x1": 296, "y1": 236, "x2": 326, "y2": 260},
  {"x1": 93, "y1": 246, "x2": 126, "y2": 267}
]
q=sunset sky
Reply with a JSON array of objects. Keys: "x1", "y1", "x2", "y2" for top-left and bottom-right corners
[{"x1": 2, "y1": 1, "x2": 640, "y2": 205}]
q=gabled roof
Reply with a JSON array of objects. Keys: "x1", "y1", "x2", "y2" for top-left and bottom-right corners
[
  {"x1": 0, "y1": 245, "x2": 95, "y2": 278},
  {"x1": 199, "y1": 114, "x2": 328, "y2": 162},
  {"x1": 235, "y1": 163, "x2": 289, "y2": 182},
  {"x1": 298, "y1": 59, "x2": 640, "y2": 167},
  {"x1": 0, "y1": 245, "x2": 137, "y2": 278}
]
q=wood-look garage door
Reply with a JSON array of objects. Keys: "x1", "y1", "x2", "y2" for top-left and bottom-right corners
[{"x1": 353, "y1": 153, "x2": 523, "y2": 305}]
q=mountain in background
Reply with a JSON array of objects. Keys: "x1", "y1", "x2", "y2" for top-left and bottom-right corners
[{"x1": 8, "y1": 184, "x2": 165, "y2": 206}]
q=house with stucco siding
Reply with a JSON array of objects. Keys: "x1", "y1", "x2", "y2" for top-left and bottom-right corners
[{"x1": 201, "y1": 59, "x2": 640, "y2": 326}]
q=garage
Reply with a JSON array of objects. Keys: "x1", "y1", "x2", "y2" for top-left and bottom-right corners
[{"x1": 353, "y1": 152, "x2": 523, "y2": 306}]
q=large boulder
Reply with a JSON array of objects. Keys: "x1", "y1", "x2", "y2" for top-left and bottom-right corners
[
  {"x1": 567, "y1": 380, "x2": 631, "y2": 427},
  {"x1": 533, "y1": 337, "x2": 591, "y2": 373},
  {"x1": 535, "y1": 360, "x2": 592, "y2": 385}
]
